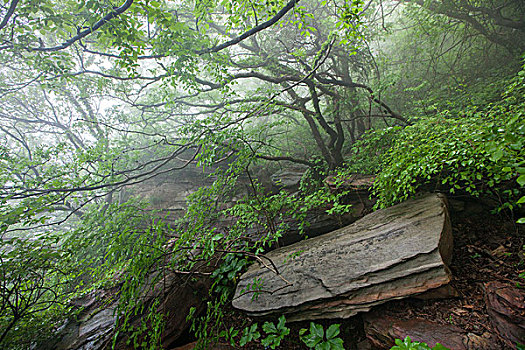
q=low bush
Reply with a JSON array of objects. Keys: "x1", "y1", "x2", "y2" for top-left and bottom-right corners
[{"x1": 370, "y1": 64, "x2": 525, "y2": 213}]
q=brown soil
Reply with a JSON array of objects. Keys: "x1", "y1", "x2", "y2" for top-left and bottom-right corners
[{"x1": 184, "y1": 202, "x2": 524, "y2": 349}]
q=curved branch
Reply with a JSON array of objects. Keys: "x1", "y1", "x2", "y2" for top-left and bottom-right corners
[
  {"x1": 396, "y1": 0, "x2": 521, "y2": 50},
  {"x1": 0, "y1": 0, "x2": 19, "y2": 30},
  {"x1": 198, "y1": 0, "x2": 300, "y2": 54},
  {"x1": 314, "y1": 76, "x2": 409, "y2": 124},
  {"x1": 33, "y1": 0, "x2": 134, "y2": 52}
]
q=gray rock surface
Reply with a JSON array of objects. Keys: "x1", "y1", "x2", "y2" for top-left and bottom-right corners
[
  {"x1": 49, "y1": 293, "x2": 118, "y2": 350},
  {"x1": 271, "y1": 168, "x2": 306, "y2": 190},
  {"x1": 232, "y1": 194, "x2": 453, "y2": 321}
]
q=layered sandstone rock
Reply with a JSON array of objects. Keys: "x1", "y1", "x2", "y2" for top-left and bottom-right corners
[{"x1": 233, "y1": 194, "x2": 453, "y2": 321}]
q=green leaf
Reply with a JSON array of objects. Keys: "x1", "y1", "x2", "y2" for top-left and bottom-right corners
[
  {"x1": 325, "y1": 324, "x2": 340, "y2": 339},
  {"x1": 517, "y1": 175, "x2": 525, "y2": 187},
  {"x1": 328, "y1": 337, "x2": 345, "y2": 349},
  {"x1": 262, "y1": 321, "x2": 277, "y2": 334},
  {"x1": 311, "y1": 322, "x2": 324, "y2": 339},
  {"x1": 261, "y1": 335, "x2": 275, "y2": 347},
  {"x1": 302, "y1": 333, "x2": 322, "y2": 348},
  {"x1": 277, "y1": 315, "x2": 287, "y2": 329},
  {"x1": 239, "y1": 336, "x2": 249, "y2": 346},
  {"x1": 316, "y1": 342, "x2": 331, "y2": 350}
]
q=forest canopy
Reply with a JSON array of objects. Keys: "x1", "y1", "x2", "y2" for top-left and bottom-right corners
[{"x1": 0, "y1": 0, "x2": 524, "y2": 348}]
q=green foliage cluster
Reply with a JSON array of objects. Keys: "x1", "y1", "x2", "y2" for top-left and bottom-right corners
[
  {"x1": 239, "y1": 323, "x2": 260, "y2": 346},
  {"x1": 0, "y1": 197, "x2": 173, "y2": 349},
  {"x1": 299, "y1": 322, "x2": 344, "y2": 349},
  {"x1": 0, "y1": 235, "x2": 76, "y2": 347},
  {"x1": 260, "y1": 315, "x2": 291, "y2": 349},
  {"x1": 190, "y1": 297, "x2": 292, "y2": 349},
  {"x1": 346, "y1": 126, "x2": 402, "y2": 175},
  {"x1": 223, "y1": 316, "x2": 345, "y2": 349},
  {"x1": 188, "y1": 294, "x2": 226, "y2": 349},
  {"x1": 370, "y1": 67, "x2": 525, "y2": 213},
  {"x1": 226, "y1": 180, "x2": 353, "y2": 248}
]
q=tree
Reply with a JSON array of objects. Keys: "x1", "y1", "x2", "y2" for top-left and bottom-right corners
[
  {"x1": 399, "y1": 0, "x2": 525, "y2": 54},
  {"x1": 0, "y1": 236, "x2": 73, "y2": 348}
]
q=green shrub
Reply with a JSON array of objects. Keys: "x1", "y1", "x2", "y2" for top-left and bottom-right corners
[
  {"x1": 374, "y1": 111, "x2": 523, "y2": 209},
  {"x1": 346, "y1": 126, "x2": 402, "y2": 175},
  {"x1": 372, "y1": 102, "x2": 524, "y2": 213},
  {"x1": 372, "y1": 60, "x2": 525, "y2": 211},
  {"x1": 261, "y1": 315, "x2": 290, "y2": 349}
]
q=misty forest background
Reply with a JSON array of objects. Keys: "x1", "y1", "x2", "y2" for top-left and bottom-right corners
[{"x1": 0, "y1": 0, "x2": 524, "y2": 348}]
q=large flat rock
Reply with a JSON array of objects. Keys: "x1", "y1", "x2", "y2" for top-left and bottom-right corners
[{"x1": 232, "y1": 194, "x2": 453, "y2": 321}]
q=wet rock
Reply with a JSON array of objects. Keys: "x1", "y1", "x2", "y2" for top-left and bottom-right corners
[
  {"x1": 363, "y1": 312, "x2": 495, "y2": 349},
  {"x1": 484, "y1": 281, "x2": 525, "y2": 347},
  {"x1": 415, "y1": 284, "x2": 459, "y2": 300},
  {"x1": 325, "y1": 174, "x2": 376, "y2": 211},
  {"x1": 45, "y1": 288, "x2": 119, "y2": 350},
  {"x1": 142, "y1": 272, "x2": 211, "y2": 349},
  {"x1": 271, "y1": 167, "x2": 307, "y2": 190},
  {"x1": 233, "y1": 194, "x2": 453, "y2": 321},
  {"x1": 131, "y1": 150, "x2": 217, "y2": 213},
  {"x1": 324, "y1": 174, "x2": 375, "y2": 192}
]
